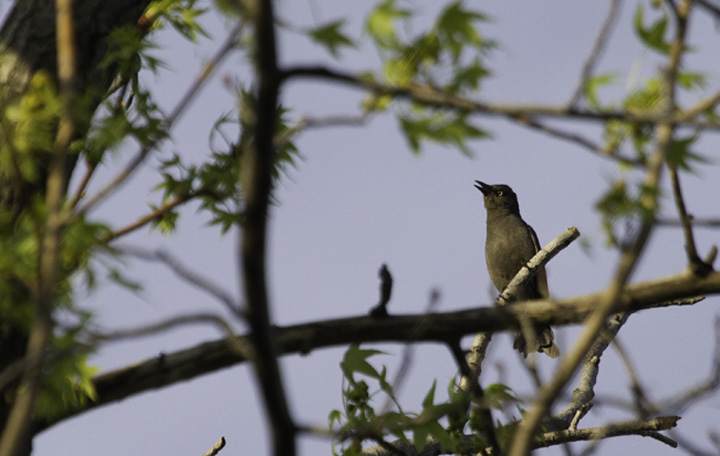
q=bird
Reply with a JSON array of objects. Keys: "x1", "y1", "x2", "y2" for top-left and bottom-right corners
[{"x1": 474, "y1": 180, "x2": 560, "y2": 359}]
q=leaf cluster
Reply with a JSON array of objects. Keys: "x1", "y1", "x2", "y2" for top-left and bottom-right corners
[
  {"x1": 154, "y1": 87, "x2": 299, "y2": 234},
  {"x1": 329, "y1": 345, "x2": 523, "y2": 455},
  {"x1": 363, "y1": 1, "x2": 494, "y2": 154}
]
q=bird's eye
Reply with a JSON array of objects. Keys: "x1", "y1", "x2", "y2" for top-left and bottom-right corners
[{"x1": 496, "y1": 190, "x2": 504, "y2": 196}]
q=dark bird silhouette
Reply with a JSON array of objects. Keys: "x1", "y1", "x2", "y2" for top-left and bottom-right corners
[{"x1": 475, "y1": 181, "x2": 559, "y2": 358}]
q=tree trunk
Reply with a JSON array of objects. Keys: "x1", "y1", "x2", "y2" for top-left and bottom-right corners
[{"x1": 0, "y1": 1, "x2": 152, "y2": 453}]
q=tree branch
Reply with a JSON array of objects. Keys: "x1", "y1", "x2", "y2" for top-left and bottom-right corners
[
  {"x1": 201, "y1": 436, "x2": 226, "y2": 456},
  {"x1": 100, "y1": 190, "x2": 202, "y2": 242},
  {"x1": 447, "y1": 341, "x2": 501, "y2": 456},
  {"x1": 74, "y1": 20, "x2": 243, "y2": 217},
  {"x1": 241, "y1": 1, "x2": 296, "y2": 455},
  {"x1": 32, "y1": 268, "x2": 720, "y2": 434},
  {"x1": 668, "y1": 166, "x2": 712, "y2": 275},
  {"x1": 0, "y1": 1, "x2": 75, "y2": 454},
  {"x1": 509, "y1": 2, "x2": 693, "y2": 453},
  {"x1": 360, "y1": 416, "x2": 680, "y2": 455},
  {"x1": 568, "y1": 0, "x2": 621, "y2": 108},
  {"x1": 510, "y1": 114, "x2": 642, "y2": 166},
  {"x1": 280, "y1": 66, "x2": 720, "y2": 130},
  {"x1": 547, "y1": 312, "x2": 630, "y2": 431},
  {"x1": 536, "y1": 416, "x2": 679, "y2": 449},
  {"x1": 116, "y1": 246, "x2": 240, "y2": 316}
]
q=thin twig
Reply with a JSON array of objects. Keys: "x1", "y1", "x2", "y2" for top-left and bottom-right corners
[
  {"x1": 275, "y1": 113, "x2": 370, "y2": 149},
  {"x1": 678, "y1": 89, "x2": 720, "y2": 121},
  {"x1": 668, "y1": 166, "x2": 711, "y2": 275},
  {"x1": 448, "y1": 340, "x2": 502, "y2": 456},
  {"x1": 87, "y1": 312, "x2": 253, "y2": 361},
  {"x1": 119, "y1": 246, "x2": 241, "y2": 317},
  {"x1": 380, "y1": 287, "x2": 440, "y2": 414},
  {"x1": 75, "y1": 21, "x2": 244, "y2": 217},
  {"x1": 612, "y1": 336, "x2": 653, "y2": 418},
  {"x1": 280, "y1": 65, "x2": 720, "y2": 130},
  {"x1": 568, "y1": 0, "x2": 622, "y2": 108},
  {"x1": 89, "y1": 312, "x2": 236, "y2": 341},
  {"x1": 548, "y1": 313, "x2": 629, "y2": 431},
  {"x1": 68, "y1": 159, "x2": 98, "y2": 210},
  {"x1": 510, "y1": 114, "x2": 642, "y2": 166},
  {"x1": 497, "y1": 227, "x2": 581, "y2": 306},
  {"x1": 201, "y1": 437, "x2": 226, "y2": 456},
  {"x1": 695, "y1": 0, "x2": 720, "y2": 18},
  {"x1": 100, "y1": 190, "x2": 201, "y2": 243},
  {"x1": 659, "y1": 316, "x2": 720, "y2": 413},
  {"x1": 657, "y1": 217, "x2": 720, "y2": 228}
]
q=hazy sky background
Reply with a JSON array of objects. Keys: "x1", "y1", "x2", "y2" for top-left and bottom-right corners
[{"x1": 2, "y1": 0, "x2": 718, "y2": 455}]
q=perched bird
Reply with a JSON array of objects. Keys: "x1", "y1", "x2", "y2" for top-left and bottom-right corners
[{"x1": 475, "y1": 180, "x2": 560, "y2": 359}]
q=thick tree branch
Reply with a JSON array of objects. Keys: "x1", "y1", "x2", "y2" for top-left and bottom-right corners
[
  {"x1": 0, "y1": 1, "x2": 76, "y2": 454},
  {"x1": 32, "y1": 269, "x2": 720, "y2": 434},
  {"x1": 241, "y1": 2, "x2": 296, "y2": 456}
]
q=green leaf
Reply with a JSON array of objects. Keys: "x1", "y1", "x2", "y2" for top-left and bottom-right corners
[
  {"x1": 328, "y1": 409, "x2": 343, "y2": 428},
  {"x1": 677, "y1": 71, "x2": 706, "y2": 91},
  {"x1": 584, "y1": 72, "x2": 617, "y2": 109},
  {"x1": 412, "y1": 421, "x2": 448, "y2": 452},
  {"x1": 422, "y1": 380, "x2": 437, "y2": 409},
  {"x1": 668, "y1": 134, "x2": 708, "y2": 171},
  {"x1": 340, "y1": 344, "x2": 388, "y2": 384},
  {"x1": 366, "y1": 0, "x2": 412, "y2": 48},
  {"x1": 633, "y1": 4, "x2": 670, "y2": 55},
  {"x1": 399, "y1": 111, "x2": 490, "y2": 155},
  {"x1": 447, "y1": 57, "x2": 490, "y2": 92},
  {"x1": 437, "y1": 1, "x2": 488, "y2": 61},
  {"x1": 484, "y1": 383, "x2": 520, "y2": 410},
  {"x1": 306, "y1": 20, "x2": 355, "y2": 57}
]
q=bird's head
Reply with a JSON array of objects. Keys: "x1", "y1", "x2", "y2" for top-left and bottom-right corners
[{"x1": 474, "y1": 181, "x2": 520, "y2": 213}]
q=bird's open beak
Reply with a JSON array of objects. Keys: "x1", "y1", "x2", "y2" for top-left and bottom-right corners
[{"x1": 474, "y1": 180, "x2": 491, "y2": 196}]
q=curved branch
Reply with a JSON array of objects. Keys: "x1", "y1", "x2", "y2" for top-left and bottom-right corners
[
  {"x1": 241, "y1": 2, "x2": 296, "y2": 455},
  {"x1": 668, "y1": 166, "x2": 712, "y2": 275},
  {"x1": 280, "y1": 66, "x2": 720, "y2": 130},
  {"x1": 31, "y1": 269, "x2": 720, "y2": 434}
]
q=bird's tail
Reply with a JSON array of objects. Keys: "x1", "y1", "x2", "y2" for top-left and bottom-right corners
[{"x1": 514, "y1": 325, "x2": 560, "y2": 359}]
